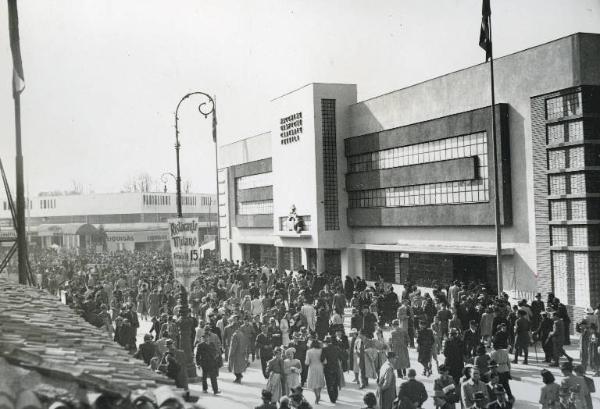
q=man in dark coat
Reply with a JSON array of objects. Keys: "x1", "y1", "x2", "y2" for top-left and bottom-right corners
[
  {"x1": 397, "y1": 369, "x2": 428, "y2": 409},
  {"x1": 256, "y1": 325, "x2": 273, "y2": 378},
  {"x1": 549, "y1": 312, "x2": 573, "y2": 366},
  {"x1": 162, "y1": 339, "x2": 188, "y2": 390},
  {"x1": 463, "y1": 320, "x2": 480, "y2": 360},
  {"x1": 443, "y1": 328, "x2": 465, "y2": 384},
  {"x1": 196, "y1": 333, "x2": 221, "y2": 394},
  {"x1": 362, "y1": 306, "x2": 377, "y2": 339},
  {"x1": 513, "y1": 310, "x2": 531, "y2": 364},
  {"x1": 535, "y1": 311, "x2": 554, "y2": 362},
  {"x1": 416, "y1": 320, "x2": 434, "y2": 376},
  {"x1": 531, "y1": 293, "x2": 545, "y2": 330},
  {"x1": 321, "y1": 336, "x2": 341, "y2": 403},
  {"x1": 344, "y1": 276, "x2": 355, "y2": 303}
]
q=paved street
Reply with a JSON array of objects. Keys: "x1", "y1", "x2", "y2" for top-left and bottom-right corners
[{"x1": 136, "y1": 314, "x2": 599, "y2": 409}]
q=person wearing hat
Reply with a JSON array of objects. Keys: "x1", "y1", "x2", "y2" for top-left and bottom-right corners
[
  {"x1": 416, "y1": 320, "x2": 435, "y2": 377},
  {"x1": 531, "y1": 292, "x2": 545, "y2": 330},
  {"x1": 535, "y1": 310, "x2": 554, "y2": 363},
  {"x1": 320, "y1": 335, "x2": 341, "y2": 403},
  {"x1": 513, "y1": 309, "x2": 531, "y2": 365},
  {"x1": 255, "y1": 390, "x2": 276, "y2": 409},
  {"x1": 159, "y1": 338, "x2": 189, "y2": 390},
  {"x1": 397, "y1": 368, "x2": 427, "y2": 409},
  {"x1": 195, "y1": 333, "x2": 221, "y2": 395},
  {"x1": 389, "y1": 319, "x2": 410, "y2": 378},
  {"x1": 443, "y1": 327, "x2": 464, "y2": 384},
  {"x1": 376, "y1": 351, "x2": 397, "y2": 409},
  {"x1": 549, "y1": 312, "x2": 573, "y2": 367}
]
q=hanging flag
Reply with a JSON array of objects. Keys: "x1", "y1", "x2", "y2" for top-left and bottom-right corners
[
  {"x1": 7, "y1": 0, "x2": 25, "y2": 96},
  {"x1": 479, "y1": 0, "x2": 492, "y2": 61},
  {"x1": 212, "y1": 98, "x2": 217, "y2": 143}
]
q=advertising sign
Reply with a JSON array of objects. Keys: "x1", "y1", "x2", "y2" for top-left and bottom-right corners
[{"x1": 168, "y1": 217, "x2": 201, "y2": 289}]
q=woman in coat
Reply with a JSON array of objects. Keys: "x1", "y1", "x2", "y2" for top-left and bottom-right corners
[
  {"x1": 305, "y1": 339, "x2": 326, "y2": 404},
  {"x1": 228, "y1": 327, "x2": 249, "y2": 383},
  {"x1": 389, "y1": 320, "x2": 410, "y2": 378}
]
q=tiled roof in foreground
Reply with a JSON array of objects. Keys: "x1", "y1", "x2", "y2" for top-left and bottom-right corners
[{"x1": 0, "y1": 278, "x2": 178, "y2": 409}]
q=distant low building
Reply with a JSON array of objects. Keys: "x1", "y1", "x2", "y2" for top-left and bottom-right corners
[{"x1": 0, "y1": 191, "x2": 217, "y2": 251}]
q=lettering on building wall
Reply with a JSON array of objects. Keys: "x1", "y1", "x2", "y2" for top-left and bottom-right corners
[
  {"x1": 106, "y1": 235, "x2": 135, "y2": 242},
  {"x1": 280, "y1": 112, "x2": 303, "y2": 145}
]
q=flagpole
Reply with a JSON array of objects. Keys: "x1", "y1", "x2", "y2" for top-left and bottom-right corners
[
  {"x1": 487, "y1": 16, "x2": 503, "y2": 295},
  {"x1": 14, "y1": 86, "x2": 28, "y2": 285}
]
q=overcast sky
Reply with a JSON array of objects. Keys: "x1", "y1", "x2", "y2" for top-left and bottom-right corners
[{"x1": 1, "y1": 0, "x2": 599, "y2": 197}]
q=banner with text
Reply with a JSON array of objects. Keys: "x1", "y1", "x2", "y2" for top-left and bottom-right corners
[{"x1": 168, "y1": 217, "x2": 201, "y2": 290}]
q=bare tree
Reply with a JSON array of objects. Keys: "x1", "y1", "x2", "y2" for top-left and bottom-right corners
[{"x1": 121, "y1": 173, "x2": 155, "y2": 193}]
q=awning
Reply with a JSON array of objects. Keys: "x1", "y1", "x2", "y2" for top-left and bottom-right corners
[
  {"x1": 350, "y1": 240, "x2": 514, "y2": 256},
  {"x1": 37, "y1": 223, "x2": 98, "y2": 237}
]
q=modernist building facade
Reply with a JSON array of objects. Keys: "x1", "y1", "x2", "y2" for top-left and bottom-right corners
[
  {"x1": 0, "y1": 192, "x2": 217, "y2": 251},
  {"x1": 217, "y1": 33, "x2": 600, "y2": 313}
]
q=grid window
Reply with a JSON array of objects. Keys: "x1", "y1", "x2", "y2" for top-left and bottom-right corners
[
  {"x1": 550, "y1": 200, "x2": 567, "y2": 220},
  {"x1": 236, "y1": 173, "x2": 273, "y2": 190},
  {"x1": 552, "y1": 252, "x2": 569, "y2": 303},
  {"x1": 546, "y1": 92, "x2": 582, "y2": 120},
  {"x1": 349, "y1": 179, "x2": 488, "y2": 208},
  {"x1": 549, "y1": 175, "x2": 567, "y2": 195},
  {"x1": 571, "y1": 227, "x2": 588, "y2": 246},
  {"x1": 547, "y1": 123, "x2": 565, "y2": 144},
  {"x1": 348, "y1": 132, "x2": 487, "y2": 174},
  {"x1": 321, "y1": 99, "x2": 339, "y2": 230},
  {"x1": 570, "y1": 173, "x2": 586, "y2": 194},
  {"x1": 570, "y1": 200, "x2": 587, "y2": 220},
  {"x1": 548, "y1": 149, "x2": 566, "y2": 169},
  {"x1": 568, "y1": 121, "x2": 584, "y2": 141},
  {"x1": 237, "y1": 200, "x2": 273, "y2": 215},
  {"x1": 573, "y1": 252, "x2": 591, "y2": 309},
  {"x1": 569, "y1": 146, "x2": 585, "y2": 168},
  {"x1": 347, "y1": 132, "x2": 489, "y2": 208},
  {"x1": 552, "y1": 226, "x2": 568, "y2": 246}
]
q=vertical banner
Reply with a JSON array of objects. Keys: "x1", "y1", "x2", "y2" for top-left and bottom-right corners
[{"x1": 168, "y1": 218, "x2": 201, "y2": 290}]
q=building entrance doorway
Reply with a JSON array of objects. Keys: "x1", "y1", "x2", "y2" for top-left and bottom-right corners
[{"x1": 452, "y1": 255, "x2": 497, "y2": 292}]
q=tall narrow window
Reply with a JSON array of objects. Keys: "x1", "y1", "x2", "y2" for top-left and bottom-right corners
[{"x1": 321, "y1": 99, "x2": 339, "y2": 230}]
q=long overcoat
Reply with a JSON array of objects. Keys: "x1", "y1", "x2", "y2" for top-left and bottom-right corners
[{"x1": 228, "y1": 329, "x2": 249, "y2": 374}]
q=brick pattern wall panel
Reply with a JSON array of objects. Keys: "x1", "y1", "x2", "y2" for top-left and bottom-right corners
[{"x1": 531, "y1": 95, "x2": 552, "y2": 294}]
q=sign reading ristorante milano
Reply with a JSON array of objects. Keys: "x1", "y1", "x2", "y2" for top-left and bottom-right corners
[
  {"x1": 280, "y1": 112, "x2": 303, "y2": 145},
  {"x1": 168, "y1": 217, "x2": 201, "y2": 290}
]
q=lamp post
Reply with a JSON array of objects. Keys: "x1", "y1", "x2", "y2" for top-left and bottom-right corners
[
  {"x1": 174, "y1": 92, "x2": 215, "y2": 217},
  {"x1": 172, "y1": 92, "x2": 218, "y2": 381}
]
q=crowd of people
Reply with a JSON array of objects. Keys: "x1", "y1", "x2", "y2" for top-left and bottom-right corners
[{"x1": 30, "y1": 247, "x2": 599, "y2": 409}]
